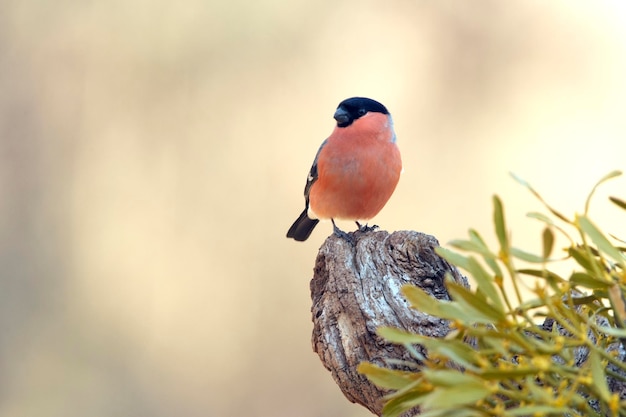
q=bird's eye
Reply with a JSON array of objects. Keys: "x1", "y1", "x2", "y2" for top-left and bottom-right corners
[{"x1": 357, "y1": 109, "x2": 367, "y2": 117}]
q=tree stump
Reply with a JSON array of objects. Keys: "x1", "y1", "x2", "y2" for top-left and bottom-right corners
[{"x1": 310, "y1": 229, "x2": 468, "y2": 416}]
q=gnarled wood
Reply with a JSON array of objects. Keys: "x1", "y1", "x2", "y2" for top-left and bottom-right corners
[{"x1": 310, "y1": 230, "x2": 468, "y2": 416}]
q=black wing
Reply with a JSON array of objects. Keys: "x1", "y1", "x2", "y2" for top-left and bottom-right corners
[
  {"x1": 285, "y1": 139, "x2": 327, "y2": 241},
  {"x1": 303, "y1": 139, "x2": 327, "y2": 205}
]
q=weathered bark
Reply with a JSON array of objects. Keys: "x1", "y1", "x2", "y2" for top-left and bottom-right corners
[
  {"x1": 310, "y1": 229, "x2": 626, "y2": 416},
  {"x1": 310, "y1": 229, "x2": 468, "y2": 416}
]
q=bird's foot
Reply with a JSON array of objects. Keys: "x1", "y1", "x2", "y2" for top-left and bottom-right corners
[
  {"x1": 332, "y1": 219, "x2": 355, "y2": 243},
  {"x1": 355, "y1": 221, "x2": 379, "y2": 233}
]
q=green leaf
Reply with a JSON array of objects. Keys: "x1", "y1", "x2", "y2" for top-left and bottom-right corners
[
  {"x1": 515, "y1": 297, "x2": 549, "y2": 313},
  {"x1": 570, "y1": 295, "x2": 600, "y2": 305},
  {"x1": 382, "y1": 388, "x2": 427, "y2": 417},
  {"x1": 577, "y1": 215, "x2": 624, "y2": 266},
  {"x1": 510, "y1": 247, "x2": 546, "y2": 263},
  {"x1": 447, "y1": 282, "x2": 506, "y2": 323},
  {"x1": 585, "y1": 170, "x2": 622, "y2": 215},
  {"x1": 377, "y1": 327, "x2": 426, "y2": 344},
  {"x1": 517, "y1": 268, "x2": 566, "y2": 293},
  {"x1": 433, "y1": 345, "x2": 481, "y2": 372},
  {"x1": 382, "y1": 384, "x2": 432, "y2": 417},
  {"x1": 607, "y1": 284, "x2": 626, "y2": 326},
  {"x1": 389, "y1": 334, "x2": 482, "y2": 371},
  {"x1": 594, "y1": 325, "x2": 626, "y2": 338},
  {"x1": 449, "y1": 238, "x2": 497, "y2": 261},
  {"x1": 479, "y1": 367, "x2": 543, "y2": 379},
  {"x1": 570, "y1": 272, "x2": 612, "y2": 289},
  {"x1": 610, "y1": 196, "x2": 626, "y2": 211},
  {"x1": 465, "y1": 257, "x2": 504, "y2": 312},
  {"x1": 484, "y1": 259, "x2": 503, "y2": 278},
  {"x1": 402, "y1": 285, "x2": 466, "y2": 321},
  {"x1": 468, "y1": 229, "x2": 504, "y2": 277},
  {"x1": 421, "y1": 382, "x2": 490, "y2": 410},
  {"x1": 480, "y1": 335, "x2": 512, "y2": 356},
  {"x1": 468, "y1": 228, "x2": 488, "y2": 246},
  {"x1": 517, "y1": 268, "x2": 566, "y2": 287},
  {"x1": 422, "y1": 369, "x2": 482, "y2": 387},
  {"x1": 448, "y1": 239, "x2": 484, "y2": 253},
  {"x1": 527, "y1": 211, "x2": 556, "y2": 226},
  {"x1": 402, "y1": 285, "x2": 444, "y2": 314},
  {"x1": 493, "y1": 195, "x2": 509, "y2": 253},
  {"x1": 525, "y1": 375, "x2": 552, "y2": 402},
  {"x1": 542, "y1": 227, "x2": 554, "y2": 259},
  {"x1": 436, "y1": 247, "x2": 471, "y2": 271},
  {"x1": 358, "y1": 362, "x2": 418, "y2": 390},
  {"x1": 569, "y1": 246, "x2": 598, "y2": 271},
  {"x1": 589, "y1": 350, "x2": 611, "y2": 402}
]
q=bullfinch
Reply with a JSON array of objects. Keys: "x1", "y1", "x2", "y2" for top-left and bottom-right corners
[{"x1": 286, "y1": 97, "x2": 402, "y2": 242}]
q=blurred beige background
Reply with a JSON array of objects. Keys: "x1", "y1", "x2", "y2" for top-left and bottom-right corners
[{"x1": 1, "y1": 1, "x2": 626, "y2": 416}]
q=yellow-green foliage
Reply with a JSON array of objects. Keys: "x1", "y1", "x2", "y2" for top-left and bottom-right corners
[{"x1": 359, "y1": 171, "x2": 626, "y2": 417}]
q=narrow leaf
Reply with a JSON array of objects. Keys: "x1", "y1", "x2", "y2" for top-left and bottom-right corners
[
  {"x1": 542, "y1": 227, "x2": 554, "y2": 259},
  {"x1": 468, "y1": 229, "x2": 504, "y2": 277},
  {"x1": 610, "y1": 196, "x2": 626, "y2": 211},
  {"x1": 570, "y1": 295, "x2": 599, "y2": 305},
  {"x1": 527, "y1": 211, "x2": 556, "y2": 226},
  {"x1": 517, "y1": 268, "x2": 566, "y2": 283},
  {"x1": 402, "y1": 285, "x2": 466, "y2": 321},
  {"x1": 589, "y1": 350, "x2": 611, "y2": 402},
  {"x1": 377, "y1": 327, "x2": 426, "y2": 345},
  {"x1": 422, "y1": 383, "x2": 490, "y2": 410},
  {"x1": 480, "y1": 367, "x2": 542, "y2": 379},
  {"x1": 570, "y1": 272, "x2": 612, "y2": 290},
  {"x1": 595, "y1": 326, "x2": 626, "y2": 338},
  {"x1": 402, "y1": 285, "x2": 442, "y2": 314},
  {"x1": 577, "y1": 215, "x2": 624, "y2": 266},
  {"x1": 466, "y1": 257, "x2": 504, "y2": 312},
  {"x1": 493, "y1": 195, "x2": 509, "y2": 253},
  {"x1": 358, "y1": 362, "x2": 418, "y2": 390},
  {"x1": 382, "y1": 390, "x2": 427, "y2": 417},
  {"x1": 569, "y1": 246, "x2": 598, "y2": 271},
  {"x1": 510, "y1": 247, "x2": 546, "y2": 263},
  {"x1": 447, "y1": 282, "x2": 505, "y2": 323},
  {"x1": 434, "y1": 343, "x2": 481, "y2": 371},
  {"x1": 484, "y1": 257, "x2": 503, "y2": 278},
  {"x1": 436, "y1": 247, "x2": 470, "y2": 271},
  {"x1": 608, "y1": 284, "x2": 626, "y2": 325},
  {"x1": 517, "y1": 268, "x2": 565, "y2": 292},
  {"x1": 422, "y1": 369, "x2": 483, "y2": 387},
  {"x1": 448, "y1": 239, "x2": 497, "y2": 259},
  {"x1": 405, "y1": 336, "x2": 482, "y2": 371},
  {"x1": 525, "y1": 375, "x2": 552, "y2": 402}
]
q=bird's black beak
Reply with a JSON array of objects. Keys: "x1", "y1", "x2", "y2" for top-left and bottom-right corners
[{"x1": 333, "y1": 107, "x2": 351, "y2": 127}]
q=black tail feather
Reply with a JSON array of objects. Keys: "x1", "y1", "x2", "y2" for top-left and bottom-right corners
[{"x1": 286, "y1": 209, "x2": 319, "y2": 241}]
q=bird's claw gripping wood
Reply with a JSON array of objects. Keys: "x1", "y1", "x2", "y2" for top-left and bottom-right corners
[
  {"x1": 356, "y1": 221, "x2": 378, "y2": 233},
  {"x1": 331, "y1": 219, "x2": 354, "y2": 244}
]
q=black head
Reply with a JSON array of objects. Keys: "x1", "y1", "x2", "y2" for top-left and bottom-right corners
[{"x1": 333, "y1": 97, "x2": 390, "y2": 128}]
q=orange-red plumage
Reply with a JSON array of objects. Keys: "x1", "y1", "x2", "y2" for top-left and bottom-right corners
[
  {"x1": 309, "y1": 112, "x2": 401, "y2": 220},
  {"x1": 287, "y1": 97, "x2": 402, "y2": 242}
]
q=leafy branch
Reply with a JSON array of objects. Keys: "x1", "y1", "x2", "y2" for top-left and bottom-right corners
[{"x1": 359, "y1": 170, "x2": 626, "y2": 417}]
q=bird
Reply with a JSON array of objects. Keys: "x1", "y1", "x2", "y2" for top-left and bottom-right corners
[{"x1": 286, "y1": 97, "x2": 402, "y2": 242}]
